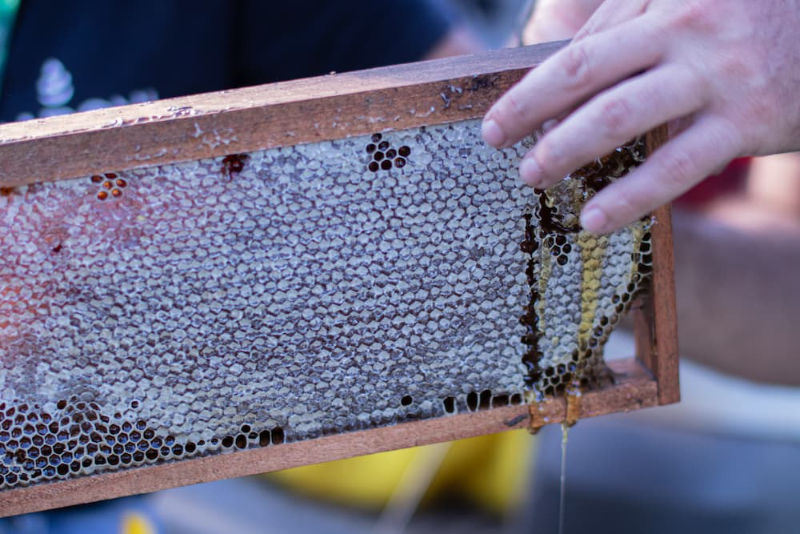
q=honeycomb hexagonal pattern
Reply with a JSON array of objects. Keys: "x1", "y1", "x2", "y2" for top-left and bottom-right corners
[{"x1": 0, "y1": 119, "x2": 649, "y2": 490}]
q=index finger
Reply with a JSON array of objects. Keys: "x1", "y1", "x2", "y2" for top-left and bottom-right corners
[{"x1": 482, "y1": 15, "x2": 664, "y2": 149}]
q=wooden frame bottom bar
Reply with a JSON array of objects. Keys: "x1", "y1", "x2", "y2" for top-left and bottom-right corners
[{"x1": 0, "y1": 358, "x2": 656, "y2": 517}]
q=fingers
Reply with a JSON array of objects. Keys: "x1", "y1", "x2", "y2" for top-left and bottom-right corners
[
  {"x1": 519, "y1": 64, "x2": 706, "y2": 188},
  {"x1": 482, "y1": 14, "x2": 664, "y2": 149},
  {"x1": 573, "y1": 0, "x2": 649, "y2": 42},
  {"x1": 523, "y1": 0, "x2": 607, "y2": 44},
  {"x1": 580, "y1": 116, "x2": 743, "y2": 233}
]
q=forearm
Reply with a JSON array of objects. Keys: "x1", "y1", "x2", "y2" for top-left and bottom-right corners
[{"x1": 672, "y1": 206, "x2": 800, "y2": 385}]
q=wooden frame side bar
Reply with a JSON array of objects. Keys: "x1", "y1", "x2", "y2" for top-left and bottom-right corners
[
  {"x1": 638, "y1": 126, "x2": 680, "y2": 405},
  {"x1": 0, "y1": 358, "x2": 655, "y2": 518},
  {"x1": 0, "y1": 41, "x2": 567, "y2": 189}
]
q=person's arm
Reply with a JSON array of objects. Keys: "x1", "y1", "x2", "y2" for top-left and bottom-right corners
[{"x1": 672, "y1": 204, "x2": 800, "y2": 385}]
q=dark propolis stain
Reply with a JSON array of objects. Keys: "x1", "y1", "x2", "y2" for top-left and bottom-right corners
[
  {"x1": 504, "y1": 414, "x2": 528, "y2": 427},
  {"x1": 520, "y1": 212, "x2": 543, "y2": 388},
  {"x1": 221, "y1": 154, "x2": 250, "y2": 180},
  {"x1": 535, "y1": 190, "x2": 580, "y2": 235}
]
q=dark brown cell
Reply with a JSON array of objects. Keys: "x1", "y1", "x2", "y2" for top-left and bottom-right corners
[
  {"x1": 373, "y1": 151, "x2": 384, "y2": 162},
  {"x1": 398, "y1": 146, "x2": 411, "y2": 157},
  {"x1": 271, "y1": 427, "x2": 285, "y2": 445},
  {"x1": 221, "y1": 436, "x2": 234, "y2": 448},
  {"x1": 385, "y1": 149, "x2": 397, "y2": 159},
  {"x1": 259, "y1": 430, "x2": 271, "y2": 447},
  {"x1": 368, "y1": 161, "x2": 379, "y2": 172},
  {"x1": 380, "y1": 160, "x2": 392, "y2": 171},
  {"x1": 366, "y1": 144, "x2": 376, "y2": 153},
  {"x1": 466, "y1": 391, "x2": 478, "y2": 412},
  {"x1": 371, "y1": 133, "x2": 382, "y2": 143},
  {"x1": 221, "y1": 154, "x2": 250, "y2": 179},
  {"x1": 479, "y1": 389, "x2": 492, "y2": 410},
  {"x1": 378, "y1": 141, "x2": 389, "y2": 151},
  {"x1": 235, "y1": 435, "x2": 247, "y2": 449},
  {"x1": 492, "y1": 394, "x2": 509, "y2": 407},
  {"x1": 400, "y1": 395, "x2": 413, "y2": 407},
  {"x1": 394, "y1": 157, "x2": 406, "y2": 168}
]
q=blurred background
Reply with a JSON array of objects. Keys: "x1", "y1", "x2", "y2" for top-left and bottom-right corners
[{"x1": 3, "y1": 0, "x2": 800, "y2": 533}]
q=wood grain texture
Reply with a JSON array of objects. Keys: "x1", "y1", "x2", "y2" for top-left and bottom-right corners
[
  {"x1": 0, "y1": 41, "x2": 567, "y2": 189},
  {"x1": 645, "y1": 126, "x2": 681, "y2": 405},
  {"x1": 0, "y1": 357, "x2": 655, "y2": 518},
  {"x1": 649, "y1": 204, "x2": 680, "y2": 405}
]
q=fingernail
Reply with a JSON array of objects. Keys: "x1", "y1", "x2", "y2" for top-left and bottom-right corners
[
  {"x1": 481, "y1": 118, "x2": 506, "y2": 147},
  {"x1": 519, "y1": 157, "x2": 542, "y2": 187},
  {"x1": 580, "y1": 206, "x2": 608, "y2": 233}
]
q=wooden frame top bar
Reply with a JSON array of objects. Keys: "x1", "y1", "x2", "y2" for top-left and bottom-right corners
[{"x1": 0, "y1": 41, "x2": 567, "y2": 189}]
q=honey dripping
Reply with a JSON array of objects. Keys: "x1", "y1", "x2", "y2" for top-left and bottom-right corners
[{"x1": 559, "y1": 422, "x2": 570, "y2": 534}]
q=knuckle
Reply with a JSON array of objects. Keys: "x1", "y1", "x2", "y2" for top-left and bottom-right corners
[
  {"x1": 561, "y1": 44, "x2": 591, "y2": 88},
  {"x1": 504, "y1": 89, "x2": 528, "y2": 121},
  {"x1": 534, "y1": 140, "x2": 562, "y2": 178},
  {"x1": 609, "y1": 187, "x2": 643, "y2": 226},
  {"x1": 659, "y1": 148, "x2": 696, "y2": 188},
  {"x1": 670, "y1": 0, "x2": 717, "y2": 33},
  {"x1": 598, "y1": 98, "x2": 632, "y2": 137}
]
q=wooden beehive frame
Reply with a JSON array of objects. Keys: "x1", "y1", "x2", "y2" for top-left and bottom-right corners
[{"x1": 0, "y1": 41, "x2": 678, "y2": 516}]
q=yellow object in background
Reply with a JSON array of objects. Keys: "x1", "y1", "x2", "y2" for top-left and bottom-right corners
[
  {"x1": 268, "y1": 430, "x2": 534, "y2": 516},
  {"x1": 120, "y1": 513, "x2": 156, "y2": 534}
]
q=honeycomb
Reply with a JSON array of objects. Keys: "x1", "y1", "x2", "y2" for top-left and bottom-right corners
[{"x1": 0, "y1": 119, "x2": 649, "y2": 491}]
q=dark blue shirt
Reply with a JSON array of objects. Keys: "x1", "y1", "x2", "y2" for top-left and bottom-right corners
[{"x1": 0, "y1": 0, "x2": 450, "y2": 122}]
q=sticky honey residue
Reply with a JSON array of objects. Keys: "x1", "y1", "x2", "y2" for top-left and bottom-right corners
[{"x1": 520, "y1": 136, "x2": 651, "y2": 400}]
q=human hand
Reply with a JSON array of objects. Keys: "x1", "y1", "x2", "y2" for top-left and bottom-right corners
[
  {"x1": 521, "y1": 0, "x2": 604, "y2": 45},
  {"x1": 485, "y1": 0, "x2": 800, "y2": 233}
]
